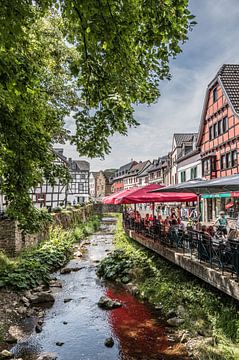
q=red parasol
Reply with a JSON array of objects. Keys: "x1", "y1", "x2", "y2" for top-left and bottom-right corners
[{"x1": 115, "y1": 184, "x2": 197, "y2": 204}]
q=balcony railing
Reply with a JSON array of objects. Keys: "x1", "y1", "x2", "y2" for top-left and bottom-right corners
[{"x1": 123, "y1": 217, "x2": 239, "y2": 278}]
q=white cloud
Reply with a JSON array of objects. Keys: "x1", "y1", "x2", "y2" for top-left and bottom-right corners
[{"x1": 62, "y1": 0, "x2": 239, "y2": 171}]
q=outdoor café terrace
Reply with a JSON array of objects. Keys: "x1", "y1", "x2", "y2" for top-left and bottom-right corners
[{"x1": 103, "y1": 176, "x2": 239, "y2": 301}]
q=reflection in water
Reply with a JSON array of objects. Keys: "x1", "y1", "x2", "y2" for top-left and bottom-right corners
[
  {"x1": 106, "y1": 288, "x2": 168, "y2": 359},
  {"x1": 12, "y1": 220, "x2": 188, "y2": 360}
]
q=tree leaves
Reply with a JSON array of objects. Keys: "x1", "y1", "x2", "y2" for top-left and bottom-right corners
[{"x1": 0, "y1": 0, "x2": 195, "y2": 230}]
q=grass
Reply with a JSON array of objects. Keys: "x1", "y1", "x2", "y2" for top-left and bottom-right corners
[
  {"x1": 0, "y1": 215, "x2": 100, "y2": 290},
  {"x1": 98, "y1": 215, "x2": 239, "y2": 360}
]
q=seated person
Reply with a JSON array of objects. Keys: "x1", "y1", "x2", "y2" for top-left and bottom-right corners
[
  {"x1": 201, "y1": 225, "x2": 211, "y2": 239},
  {"x1": 135, "y1": 211, "x2": 141, "y2": 223},
  {"x1": 158, "y1": 214, "x2": 163, "y2": 223},
  {"x1": 171, "y1": 214, "x2": 178, "y2": 226},
  {"x1": 144, "y1": 213, "x2": 150, "y2": 228},
  {"x1": 177, "y1": 218, "x2": 185, "y2": 230},
  {"x1": 228, "y1": 229, "x2": 239, "y2": 241},
  {"x1": 207, "y1": 225, "x2": 215, "y2": 237}
]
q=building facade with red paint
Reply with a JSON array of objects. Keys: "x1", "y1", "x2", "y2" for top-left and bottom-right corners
[{"x1": 198, "y1": 64, "x2": 239, "y2": 221}]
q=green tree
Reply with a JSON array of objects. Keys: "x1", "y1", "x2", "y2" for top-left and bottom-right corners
[{"x1": 0, "y1": 0, "x2": 195, "y2": 231}]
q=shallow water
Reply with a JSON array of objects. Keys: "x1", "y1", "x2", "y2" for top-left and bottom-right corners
[{"x1": 12, "y1": 219, "x2": 188, "y2": 360}]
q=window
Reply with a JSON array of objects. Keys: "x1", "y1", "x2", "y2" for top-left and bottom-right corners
[
  {"x1": 213, "y1": 123, "x2": 218, "y2": 138},
  {"x1": 180, "y1": 171, "x2": 186, "y2": 182},
  {"x1": 81, "y1": 174, "x2": 86, "y2": 179},
  {"x1": 232, "y1": 150, "x2": 237, "y2": 167},
  {"x1": 209, "y1": 126, "x2": 213, "y2": 140},
  {"x1": 226, "y1": 152, "x2": 231, "y2": 168},
  {"x1": 221, "y1": 155, "x2": 226, "y2": 170},
  {"x1": 213, "y1": 87, "x2": 218, "y2": 102},
  {"x1": 222, "y1": 116, "x2": 228, "y2": 132},
  {"x1": 218, "y1": 120, "x2": 223, "y2": 135},
  {"x1": 190, "y1": 167, "x2": 197, "y2": 180},
  {"x1": 202, "y1": 159, "x2": 210, "y2": 176},
  {"x1": 78, "y1": 183, "x2": 84, "y2": 192}
]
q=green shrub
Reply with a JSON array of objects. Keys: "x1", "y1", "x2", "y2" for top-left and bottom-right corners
[{"x1": 0, "y1": 215, "x2": 100, "y2": 290}]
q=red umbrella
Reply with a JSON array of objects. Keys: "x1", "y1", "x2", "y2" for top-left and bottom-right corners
[
  {"x1": 115, "y1": 184, "x2": 197, "y2": 204},
  {"x1": 102, "y1": 188, "x2": 138, "y2": 204},
  {"x1": 115, "y1": 184, "x2": 164, "y2": 204}
]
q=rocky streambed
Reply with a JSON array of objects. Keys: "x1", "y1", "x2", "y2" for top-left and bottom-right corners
[{"x1": 0, "y1": 219, "x2": 190, "y2": 360}]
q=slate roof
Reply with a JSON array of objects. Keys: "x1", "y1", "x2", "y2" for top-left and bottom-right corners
[
  {"x1": 73, "y1": 160, "x2": 90, "y2": 171},
  {"x1": 126, "y1": 160, "x2": 150, "y2": 176},
  {"x1": 147, "y1": 156, "x2": 169, "y2": 173},
  {"x1": 112, "y1": 161, "x2": 137, "y2": 180},
  {"x1": 218, "y1": 64, "x2": 239, "y2": 114},
  {"x1": 174, "y1": 133, "x2": 197, "y2": 147}
]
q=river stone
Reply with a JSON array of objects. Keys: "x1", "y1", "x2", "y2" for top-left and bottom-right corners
[
  {"x1": 104, "y1": 337, "x2": 114, "y2": 347},
  {"x1": 36, "y1": 353, "x2": 57, "y2": 360},
  {"x1": 166, "y1": 309, "x2": 177, "y2": 319},
  {"x1": 17, "y1": 306, "x2": 27, "y2": 315},
  {"x1": 64, "y1": 298, "x2": 73, "y2": 303},
  {"x1": 5, "y1": 333, "x2": 17, "y2": 344},
  {"x1": 60, "y1": 267, "x2": 72, "y2": 274},
  {"x1": 49, "y1": 280, "x2": 62, "y2": 288},
  {"x1": 0, "y1": 350, "x2": 13, "y2": 358},
  {"x1": 29, "y1": 292, "x2": 55, "y2": 305},
  {"x1": 74, "y1": 251, "x2": 83, "y2": 257},
  {"x1": 167, "y1": 317, "x2": 184, "y2": 327},
  {"x1": 21, "y1": 296, "x2": 30, "y2": 307},
  {"x1": 35, "y1": 324, "x2": 43, "y2": 333},
  {"x1": 98, "y1": 296, "x2": 122, "y2": 310},
  {"x1": 71, "y1": 267, "x2": 82, "y2": 272}
]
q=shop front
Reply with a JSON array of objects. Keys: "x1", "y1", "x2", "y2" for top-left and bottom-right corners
[{"x1": 202, "y1": 192, "x2": 239, "y2": 222}]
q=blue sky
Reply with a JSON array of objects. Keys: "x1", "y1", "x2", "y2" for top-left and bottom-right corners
[{"x1": 62, "y1": 0, "x2": 239, "y2": 171}]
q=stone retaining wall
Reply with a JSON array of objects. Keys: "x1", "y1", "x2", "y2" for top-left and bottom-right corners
[
  {"x1": 126, "y1": 229, "x2": 239, "y2": 302},
  {"x1": 0, "y1": 204, "x2": 93, "y2": 256},
  {"x1": 93, "y1": 203, "x2": 122, "y2": 214}
]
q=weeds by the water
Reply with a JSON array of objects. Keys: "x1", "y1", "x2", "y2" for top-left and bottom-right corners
[
  {"x1": 0, "y1": 215, "x2": 100, "y2": 290},
  {"x1": 98, "y1": 216, "x2": 239, "y2": 360}
]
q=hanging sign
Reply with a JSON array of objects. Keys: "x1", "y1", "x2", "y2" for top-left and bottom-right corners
[{"x1": 202, "y1": 193, "x2": 231, "y2": 199}]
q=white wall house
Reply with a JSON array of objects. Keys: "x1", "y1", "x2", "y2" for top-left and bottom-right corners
[
  {"x1": 89, "y1": 172, "x2": 98, "y2": 199},
  {"x1": 31, "y1": 149, "x2": 90, "y2": 209},
  {"x1": 171, "y1": 133, "x2": 198, "y2": 185},
  {"x1": 177, "y1": 150, "x2": 202, "y2": 183}
]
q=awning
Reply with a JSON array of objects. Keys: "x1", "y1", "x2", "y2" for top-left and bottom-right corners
[
  {"x1": 115, "y1": 184, "x2": 197, "y2": 204},
  {"x1": 151, "y1": 179, "x2": 206, "y2": 194},
  {"x1": 102, "y1": 188, "x2": 138, "y2": 204},
  {"x1": 152, "y1": 175, "x2": 239, "y2": 195}
]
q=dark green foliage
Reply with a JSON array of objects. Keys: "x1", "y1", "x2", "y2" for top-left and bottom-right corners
[
  {"x1": 97, "y1": 250, "x2": 134, "y2": 283},
  {"x1": 0, "y1": 216, "x2": 100, "y2": 290}
]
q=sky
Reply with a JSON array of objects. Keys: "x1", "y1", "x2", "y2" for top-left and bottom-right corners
[{"x1": 60, "y1": 0, "x2": 239, "y2": 171}]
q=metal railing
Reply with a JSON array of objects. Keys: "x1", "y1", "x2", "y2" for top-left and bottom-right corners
[{"x1": 123, "y1": 218, "x2": 239, "y2": 278}]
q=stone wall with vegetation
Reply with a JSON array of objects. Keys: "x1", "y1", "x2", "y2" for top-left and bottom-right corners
[
  {"x1": 93, "y1": 203, "x2": 122, "y2": 215},
  {"x1": 0, "y1": 204, "x2": 93, "y2": 256}
]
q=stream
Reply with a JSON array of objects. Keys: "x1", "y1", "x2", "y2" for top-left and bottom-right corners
[{"x1": 12, "y1": 218, "x2": 189, "y2": 360}]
